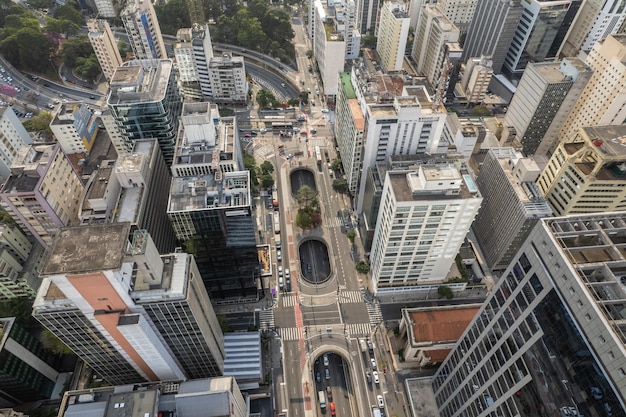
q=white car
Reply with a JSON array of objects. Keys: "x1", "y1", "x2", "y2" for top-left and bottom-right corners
[
  {"x1": 323, "y1": 354, "x2": 329, "y2": 366},
  {"x1": 377, "y1": 395, "x2": 384, "y2": 409},
  {"x1": 321, "y1": 108, "x2": 329, "y2": 113},
  {"x1": 285, "y1": 269, "x2": 290, "y2": 279},
  {"x1": 277, "y1": 250, "x2": 282, "y2": 262},
  {"x1": 372, "y1": 371, "x2": 379, "y2": 384},
  {"x1": 371, "y1": 358, "x2": 377, "y2": 370},
  {"x1": 278, "y1": 266, "x2": 283, "y2": 277}
]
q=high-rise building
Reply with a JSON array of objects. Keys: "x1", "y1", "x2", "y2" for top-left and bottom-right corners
[
  {"x1": 473, "y1": 148, "x2": 552, "y2": 270},
  {"x1": 376, "y1": 1, "x2": 411, "y2": 72},
  {"x1": 436, "y1": 0, "x2": 478, "y2": 34},
  {"x1": 460, "y1": 56, "x2": 493, "y2": 104},
  {"x1": 168, "y1": 104, "x2": 260, "y2": 302},
  {"x1": 356, "y1": 0, "x2": 380, "y2": 34},
  {"x1": 412, "y1": 5, "x2": 460, "y2": 88},
  {"x1": 208, "y1": 53, "x2": 249, "y2": 105},
  {"x1": 560, "y1": 0, "x2": 626, "y2": 56},
  {"x1": 559, "y1": 34, "x2": 626, "y2": 143},
  {"x1": 0, "y1": 317, "x2": 62, "y2": 407},
  {"x1": 462, "y1": 0, "x2": 523, "y2": 73},
  {"x1": 92, "y1": 0, "x2": 116, "y2": 18},
  {"x1": 174, "y1": 24, "x2": 214, "y2": 100},
  {"x1": 107, "y1": 59, "x2": 182, "y2": 165},
  {"x1": 33, "y1": 223, "x2": 225, "y2": 386},
  {"x1": 0, "y1": 107, "x2": 32, "y2": 181},
  {"x1": 432, "y1": 212, "x2": 626, "y2": 417},
  {"x1": 503, "y1": 0, "x2": 581, "y2": 76},
  {"x1": 369, "y1": 159, "x2": 481, "y2": 295},
  {"x1": 503, "y1": 59, "x2": 592, "y2": 156},
  {"x1": 0, "y1": 144, "x2": 84, "y2": 249},
  {"x1": 121, "y1": 0, "x2": 167, "y2": 60},
  {"x1": 87, "y1": 19, "x2": 123, "y2": 81},
  {"x1": 49, "y1": 101, "x2": 100, "y2": 155},
  {"x1": 0, "y1": 249, "x2": 26, "y2": 302},
  {"x1": 537, "y1": 125, "x2": 626, "y2": 216}
]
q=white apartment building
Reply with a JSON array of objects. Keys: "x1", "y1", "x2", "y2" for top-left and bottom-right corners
[
  {"x1": 174, "y1": 24, "x2": 213, "y2": 100},
  {"x1": 0, "y1": 107, "x2": 32, "y2": 181},
  {"x1": 336, "y1": 72, "x2": 365, "y2": 194},
  {"x1": 376, "y1": 1, "x2": 411, "y2": 72},
  {"x1": 49, "y1": 102, "x2": 100, "y2": 155},
  {"x1": 87, "y1": 19, "x2": 123, "y2": 82},
  {"x1": 436, "y1": 0, "x2": 478, "y2": 34},
  {"x1": 93, "y1": 0, "x2": 116, "y2": 18},
  {"x1": 369, "y1": 161, "x2": 481, "y2": 295},
  {"x1": 460, "y1": 56, "x2": 493, "y2": 104},
  {"x1": 208, "y1": 53, "x2": 249, "y2": 105},
  {"x1": 121, "y1": 0, "x2": 167, "y2": 60}
]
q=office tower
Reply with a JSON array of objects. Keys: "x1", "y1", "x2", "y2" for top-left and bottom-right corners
[
  {"x1": 368, "y1": 158, "x2": 481, "y2": 294},
  {"x1": 503, "y1": 0, "x2": 581, "y2": 76},
  {"x1": 376, "y1": 1, "x2": 411, "y2": 72},
  {"x1": 537, "y1": 125, "x2": 626, "y2": 216},
  {"x1": 473, "y1": 148, "x2": 552, "y2": 270},
  {"x1": 49, "y1": 101, "x2": 100, "y2": 155},
  {"x1": 433, "y1": 212, "x2": 626, "y2": 417},
  {"x1": 108, "y1": 59, "x2": 182, "y2": 166},
  {"x1": 208, "y1": 53, "x2": 249, "y2": 105},
  {"x1": 58, "y1": 377, "x2": 247, "y2": 417},
  {"x1": 168, "y1": 103, "x2": 260, "y2": 302},
  {"x1": 336, "y1": 73, "x2": 365, "y2": 197},
  {"x1": 460, "y1": 56, "x2": 493, "y2": 104},
  {"x1": 33, "y1": 223, "x2": 225, "y2": 385},
  {"x1": 313, "y1": 0, "x2": 361, "y2": 98},
  {"x1": 0, "y1": 107, "x2": 32, "y2": 181},
  {"x1": 412, "y1": 5, "x2": 461, "y2": 89},
  {"x1": 436, "y1": 0, "x2": 478, "y2": 34},
  {"x1": 121, "y1": 0, "x2": 167, "y2": 60},
  {"x1": 92, "y1": 0, "x2": 116, "y2": 17},
  {"x1": 561, "y1": 0, "x2": 626, "y2": 56},
  {"x1": 356, "y1": 0, "x2": 380, "y2": 34},
  {"x1": 0, "y1": 144, "x2": 84, "y2": 249},
  {"x1": 0, "y1": 317, "x2": 62, "y2": 407},
  {"x1": 462, "y1": 0, "x2": 523, "y2": 73},
  {"x1": 174, "y1": 24, "x2": 214, "y2": 100},
  {"x1": 503, "y1": 60, "x2": 589, "y2": 156},
  {"x1": 87, "y1": 19, "x2": 123, "y2": 81},
  {"x1": 559, "y1": 35, "x2": 626, "y2": 143}
]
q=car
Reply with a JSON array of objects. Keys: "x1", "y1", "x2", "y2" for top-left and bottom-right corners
[
  {"x1": 285, "y1": 269, "x2": 290, "y2": 279},
  {"x1": 373, "y1": 371, "x2": 379, "y2": 384},
  {"x1": 311, "y1": 128, "x2": 317, "y2": 134},
  {"x1": 278, "y1": 266, "x2": 283, "y2": 277},
  {"x1": 589, "y1": 387, "x2": 603, "y2": 400},
  {"x1": 30, "y1": 75, "x2": 38, "y2": 80},
  {"x1": 276, "y1": 240, "x2": 281, "y2": 249},
  {"x1": 325, "y1": 368, "x2": 330, "y2": 380},
  {"x1": 47, "y1": 103, "x2": 54, "y2": 109},
  {"x1": 366, "y1": 372, "x2": 371, "y2": 384},
  {"x1": 310, "y1": 100, "x2": 315, "y2": 106},
  {"x1": 329, "y1": 402, "x2": 336, "y2": 416},
  {"x1": 244, "y1": 134, "x2": 251, "y2": 138},
  {"x1": 307, "y1": 88, "x2": 311, "y2": 93},
  {"x1": 316, "y1": 372, "x2": 321, "y2": 383},
  {"x1": 281, "y1": 83, "x2": 286, "y2": 87},
  {"x1": 321, "y1": 109, "x2": 329, "y2": 113},
  {"x1": 89, "y1": 95, "x2": 96, "y2": 99},
  {"x1": 306, "y1": 263, "x2": 312, "y2": 272},
  {"x1": 326, "y1": 386, "x2": 333, "y2": 401},
  {"x1": 371, "y1": 358, "x2": 377, "y2": 370},
  {"x1": 277, "y1": 250, "x2": 282, "y2": 262},
  {"x1": 285, "y1": 278, "x2": 291, "y2": 292},
  {"x1": 367, "y1": 340, "x2": 374, "y2": 352},
  {"x1": 323, "y1": 354, "x2": 329, "y2": 366},
  {"x1": 278, "y1": 277, "x2": 283, "y2": 289},
  {"x1": 260, "y1": 128, "x2": 267, "y2": 133},
  {"x1": 377, "y1": 395, "x2": 384, "y2": 409}
]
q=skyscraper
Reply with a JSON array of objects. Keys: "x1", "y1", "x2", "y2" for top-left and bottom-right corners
[
  {"x1": 121, "y1": 0, "x2": 167, "y2": 60},
  {"x1": 208, "y1": 53, "x2": 249, "y2": 105},
  {"x1": 436, "y1": 0, "x2": 479, "y2": 34},
  {"x1": 107, "y1": 59, "x2": 182, "y2": 166},
  {"x1": 87, "y1": 19, "x2": 123, "y2": 81},
  {"x1": 537, "y1": 125, "x2": 626, "y2": 216},
  {"x1": 432, "y1": 212, "x2": 626, "y2": 417},
  {"x1": 33, "y1": 223, "x2": 225, "y2": 385},
  {"x1": 376, "y1": 1, "x2": 411, "y2": 72},
  {"x1": 356, "y1": 0, "x2": 380, "y2": 34},
  {"x1": 462, "y1": 0, "x2": 523, "y2": 73},
  {"x1": 472, "y1": 148, "x2": 552, "y2": 270},
  {"x1": 174, "y1": 24, "x2": 214, "y2": 100},
  {"x1": 49, "y1": 101, "x2": 100, "y2": 155}
]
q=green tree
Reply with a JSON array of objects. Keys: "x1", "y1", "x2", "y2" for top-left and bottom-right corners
[
  {"x1": 22, "y1": 111, "x2": 53, "y2": 132},
  {"x1": 260, "y1": 173, "x2": 274, "y2": 189},
  {"x1": 53, "y1": 1, "x2": 83, "y2": 25},
  {"x1": 0, "y1": 297, "x2": 33, "y2": 325},
  {"x1": 238, "y1": 17, "x2": 268, "y2": 51},
  {"x1": 39, "y1": 329, "x2": 73, "y2": 355},
  {"x1": 306, "y1": 49, "x2": 313, "y2": 59},
  {"x1": 356, "y1": 261, "x2": 369, "y2": 274},
  {"x1": 332, "y1": 178, "x2": 349, "y2": 194},
  {"x1": 45, "y1": 16, "x2": 81, "y2": 36},
  {"x1": 260, "y1": 161, "x2": 274, "y2": 174},
  {"x1": 256, "y1": 89, "x2": 277, "y2": 109},
  {"x1": 75, "y1": 55, "x2": 101, "y2": 81},
  {"x1": 295, "y1": 209, "x2": 313, "y2": 229},
  {"x1": 346, "y1": 230, "x2": 356, "y2": 243},
  {"x1": 243, "y1": 151, "x2": 259, "y2": 187},
  {"x1": 61, "y1": 35, "x2": 93, "y2": 67},
  {"x1": 154, "y1": 0, "x2": 190, "y2": 35},
  {"x1": 295, "y1": 185, "x2": 318, "y2": 209},
  {"x1": 331, "y1": 158, "x2": 342, "y2": 171},
  {"x1": 16, "y1": 27, "x2": 54, "y2": 72},
  {"x1": 298, "y1": 90, "x2": 309, "y2": 104},
  {"x1": 117, "y1": 40, "x2": 129, "y2": 58},
  {"x1": 0, "y1": 209, "x2": 16, "y2": 226},
  {"x1": 470, "y1": 105, "x2": 491, "y2": 116},
  {"x1": 248, "y1": 0, "x2": 268, "y2": 19},
  {"x1": 438, "y1": 285, "x2": 454, "y2": 299},
  {"x1": 287, "y1": 98, "x2": 300, "y2": 107},
  {"x1": 361, "y1": 34, "x2": 377, "y2": 48}
]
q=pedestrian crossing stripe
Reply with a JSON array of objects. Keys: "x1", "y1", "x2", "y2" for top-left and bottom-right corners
[
  {"x1": 366, "y1": 302, "x2": 383, "y2": 325},
  {"x1": 278, "y1": 327, "x2": 303, "y2": 341},
  {"x1": 258, "y1": 309, "x2": 275, "y2": 330},
  {"x1": 346, "y1": 323, "x2": 373, "y2": 336},
  {"x1": 281, "y1": 294, "x2": 298, "y2": 307},
  {"x1": 339, "y1": 290, "x2": 364, "y2": 304}
]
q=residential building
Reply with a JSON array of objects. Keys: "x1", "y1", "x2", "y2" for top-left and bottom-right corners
[
  {"x1": 121, "y1": 0, "x2": 167, "y2": 60},
  {"x1": 460, "y1": 56, "x2": 493, "y2": 104},
  {"x1": 0, "y1": 250, "x2": 25, "y2": 302},
  {"x1": 0, "y1": 107, "x2": 32, "y2": 181},
  {"x1": 412, "y1": 5, "x2": 461, "y2": 89},
  {"x1": 399, "y1": 305, "x2": 481, "y2": 366},
  {"x1": 49, "y1": 102, "x2": 100, "y2": 155},
  {"x1": 368, "y1": 159, "x2": 482, "y2": 295},
  {"x1": 107, "y1": 59, "x2": 182, "y2": 166},
  {"x1": 462, "y1": 0, "x2": 523, "y2": 73},
  {"x1": 442, "y1": 114, "x2": 480, "y2": 159},
  {"x1": 356, "y1": 0, "x2": 380, "y2": 34},
  {"x1": 99, "y1": 110, "x2": 127, "y2": 156},
  {"x1": 376, "y1": 1, "x2": 411, "y2": 72},
  {"x1": 559, "y1": 34, "x2": 626, "y2": 143},
  {"x1": 0, "y1": 224, "x2": 46, "y2": 302},
  {"x1": 0, "y1": 144, "x2": 83, "y2": 249},
  {"x1": 503, "y1": 0, "x2": 581, "y2": 77},
  {"x1": 436, "y1": 0, "x2": 478, "y2": 34},
  {"x1": 208, "y1": 53, "x2": 249, "y2": 105},
  {"x1": 432, "y1": 212, "x2": 626, "y2": 417},
  {"x1": 537, "y1": 125, "x2": 626, "y2": 216},
  {"x1": 0, "y1": 317, "x2": 63, "y2": 407},
  {"x1": 504, "y1": 58, "x2": 592, "y2": 156},
  {"x1": 560, "y1": 0, "x2": 626, "y2": 56},
  {"x1": 33, "y1": 223, "x2": 225, "y2": 386},
  {"x1": 473, "y1": 148, "x2": 552, "y2": 270},
  {"x1": 0, "y1": 224, "x2": 31, "y2": 264},
  {"x1": 58, "y1": 377, "x2": 247, "y2": 417},
  {"x1": 92, "y1": 0, "x2": 116, "y2": 17},
  {"x1": 174, "y1": 24, "x2": 214, "y2": 100},
  {"x1": 87, "y1": 19, "x2": 123, "y2": 81},
  {"x1": 168, "y1": 103, "x2": 260, "y2": 302}
]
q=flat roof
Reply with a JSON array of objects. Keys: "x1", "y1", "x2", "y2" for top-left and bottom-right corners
[
  {"x1": 104, "y1": 389, "x2": 158, "y2": 417},
  {"x1": 340, "y1": 72, "x2": 356, "y2": 99},
  {"x1": 389, "y1": 167, "x2": 478, "y2": 202},
  {"x1": 108, "y1": 60, "x2": 173, "y2": 105},
  {"x1": 407, "y1": 305, "x2": 481, "y2": 343},
  {"x1": 348, "y1": 99, "x2": 364, "y2": 130},
  {"x1": 43, "y1": 223, "x2": 131, "y2": 275}
]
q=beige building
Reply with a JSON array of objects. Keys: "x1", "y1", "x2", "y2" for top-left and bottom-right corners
[
  {"x1": 0, "y1": 144, "x2": 84, "y2": 249},
  {"x1": 559, "y1": 34, "x2": 626, "y2": 142},
  {"x1": 121, "y1": 0, "x2": 167, "y2": 60},
  {"x1": 537, "y1": 125, "x2": 626, "y2": 216},
  {"x1": 460, "y1": 55, "x2": 493, "y2": 103},
  {"x1": 376, "y1": 1, "x2": 411, "y2": 72},
  {"x1": 436, "y1": 0, "x2": 478, "y2": 34},
  {"x1": 87, "y1": 19, "x2": 123, "y2": 81}
]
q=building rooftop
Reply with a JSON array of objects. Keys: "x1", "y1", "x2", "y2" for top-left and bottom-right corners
[
  {"x1": 339, "y1": 72, "x2": 356, "y2": 99},
  {"x1": 405, "y1": 305, "x2": 481, "y2": 344},
  {"x1": 533, "y1": 61, "x2": 570, "y2": 83},
  {"x1": 348, "y1": 99, "x2": 364, "y2": 130},
  {"x1": 168, "y1": 170, "x2": 251, "y2": 212},
  {"x1": 108, "y1": 60, "x2": 173, "y2": 105},
  {"x1": 577, "y1": 125, "x2": 626, "y2": 158},
  {"x1": 86, "y1": 165, "x2": 114, "y2": 201},
  {"x1": 2, "y1": 144, "x2": 57, "y2": 194},
  {"x1": 389, "y1": 163, "x2": 480, "y2": 202},
  {"x1": 42, "y1": 223, "x2": 131, "y2": 276}
]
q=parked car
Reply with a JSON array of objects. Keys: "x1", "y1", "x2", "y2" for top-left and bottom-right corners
[{"x1": 277, "y1": 250, "x2": 282, "y2": 262}]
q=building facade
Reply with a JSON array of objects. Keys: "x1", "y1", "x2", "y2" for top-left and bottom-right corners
[
  {"x1": 174, "y1": 24, "x2": 214, "y2": 100},
  {"x1": 460, "y1": 56, "x2": 493, "y2": 104},
  {"x1": 208, "y1": 54, "x2": 249, "y2": 105},
  {"x1": 87, "y1": 19, "x2": 123, "y2": 81},
  {"x1": 436, "y1": 0, "x2": 478, "y2": 34},
  {"x1": 356, "y1": 0, "x2": 380, "y2": 34},
  {"x1": 121, "y1": 0, "x2": 167, "y2": 60},
  {"x1": 376, "y1": 1, "x2": 411, "y2": 72},
  {"x1": 0, "y1": 108, "x2": 32, "y2": 181},
  {"x1": 49, "y1": 102, "x2": 100, "y2": 155}
]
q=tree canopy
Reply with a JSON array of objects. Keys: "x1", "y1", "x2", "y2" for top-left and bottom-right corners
[{"x1": 257, "y1": 89, "x2": 280, "y2": 109}]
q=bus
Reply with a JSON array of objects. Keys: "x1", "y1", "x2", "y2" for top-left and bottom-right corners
[
  {"x1": 271, "y1": 122, "x2": 293, "y2": 129},
  {"x1": 272, "y1": 189, "x2": 279, "y2": 209},
  {"x1": 318, "y1": 391, "x2": 326, "y2": 409},
  {"x1": 315, "y1": 146, "x2": 322, "y2": 166},
  {"x1": 359, "y1": 338, "x2": 368, "y2": 354},
  {"x1": 273, "y1": 211, "x2": 280, "y2": 234}
]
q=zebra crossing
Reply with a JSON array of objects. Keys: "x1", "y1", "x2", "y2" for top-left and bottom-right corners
[
  {"x1": 281, "y1": 294, "x2": 298, "y2": 307},
  {"x1": 278, "y1": 327, "x2": 303, "y2": 341},
  {"x1": 309, "y1": 139, "x2": 329, "y2": 147},
  {"x1": 346, "y1": 323, "x2": 373, "y2": 336},
  {"x1": 339, "y1": 290, "x2": 364, "y2": 304},
  {"x1": 366, "y1": 301, "x2": 384, "y2": 325},
  {"x1": 258, "y1": 309, "x2": 275, "y2": 330},
  {"x1": 254, "y1": 145, "x2": 274, "y2": 159},
  {"x1": 323, "y1": 217, "x2": 342, "y2": 228}
]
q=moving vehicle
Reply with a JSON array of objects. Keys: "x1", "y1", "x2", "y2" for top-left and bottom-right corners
[
  {"x1": 377, "y1": 395, "x2": 384, "y2": 409},
  {"x1": 329, "y1": 402, "x2": 336, "y2": 416},
  {"x1": 359, "y1": 338, "x2": 368, "y2": 353},
  {"x1": 278, "y1": 277, "x2": 283, "y2": 290},
  {"x1": 277, "y1": 250, "x2": 282, "y2": 262},
  {"x1": 274, "y1": 211, "x2": 280, "y2": 234},
  {"x1": 325, "y1": 368, "x2": 330, "y2": 380},
  {"x1": 372, "y1": 406, "x2": 382, "y2": 417},
  {"x1": 318, "y1": 391, "x2": 326, "y2": 409},
  {"x1": 315, "y1": 146, "x2": 322, "y2": 166},
  {"x1": 373, "y1": 371, "x2": 379, "y2": 384},
  {"x1": 278, "y1": 266, "x2": 283, "y2": 277},
  {"x1": 323, "y1": 353, "x2": 329, "y2": 366},
  {"x1": 326, "y1": 386, "x2": 333, "y2": 401},
  {"x1": 371, "y1": 358, "x2": 377, "y2": 370}
]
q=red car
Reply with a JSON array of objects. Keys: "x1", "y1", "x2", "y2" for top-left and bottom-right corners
[{"x1": 329, "y1": 402, "x2": 336, "y2": 416}]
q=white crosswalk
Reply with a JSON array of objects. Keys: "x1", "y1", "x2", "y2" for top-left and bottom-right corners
[
  {"x1": 278, "y1": 327, "x2": 303, "y2": 341},
  {"x1": 339, "y1": 290, "x2": 364, "y2": 304},
  {"x1": 323, "y1": 217, "x2": 342, "y2": 228},
  {"x1": 309, "y1": 139, "x2": 330, "y2": 147},
  {"x1": 367, "y1": 301, "x2": 383, "y2": 325},
  {"x1": 258, "y1": 309, "x2": 275, "y2": 330},
  {"x1": 281, "y1": 294, "x2": 299, "y2": 307},
  {"x1": 254, "y1": 145, "x2": 274, "y2": 158},
  {"x1": 346, "y1": 323, "x2": 373, "y2": 336}
]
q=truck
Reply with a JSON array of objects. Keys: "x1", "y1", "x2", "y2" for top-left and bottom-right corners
[
  {"x1": 318, "y1": 391, "x2": 326, "y2": 409},
  {"x1": 372, "y1": 405, "x2": 382, "y2": 417},
  {"x1": 359, "y1": 338, "x2": 368, "y2": 354}
]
